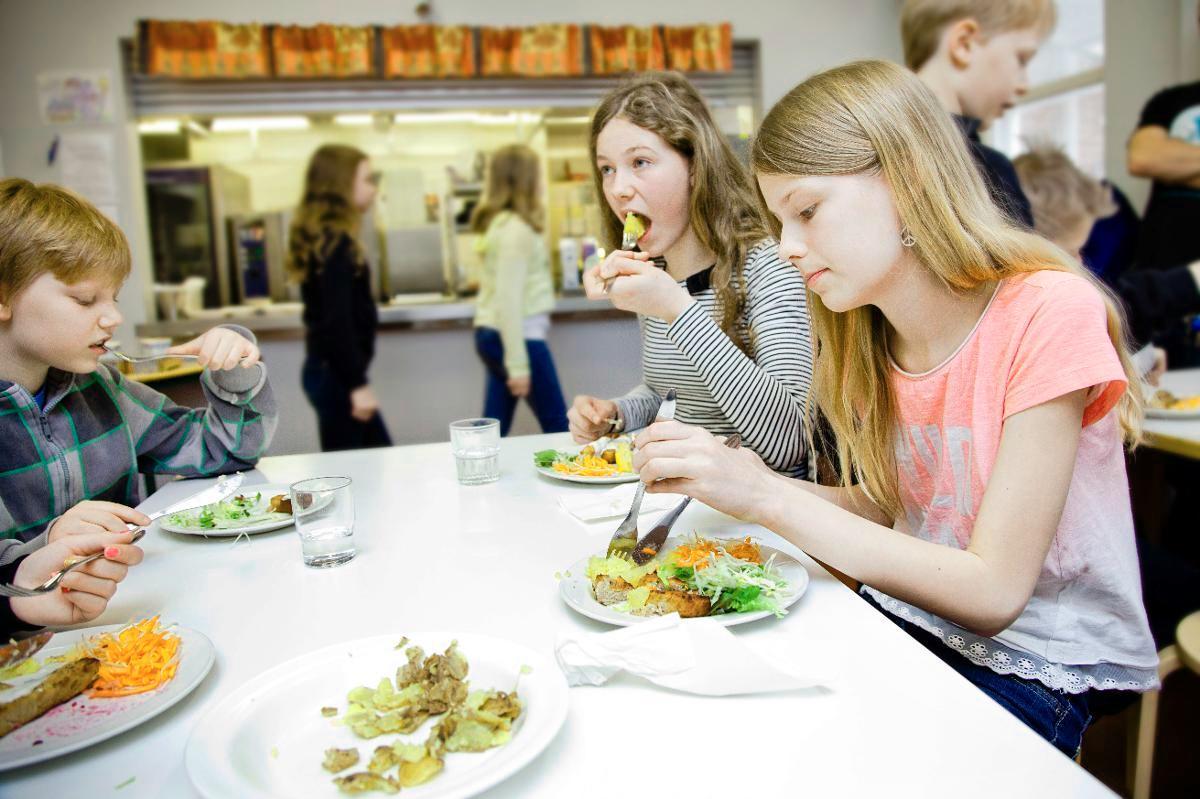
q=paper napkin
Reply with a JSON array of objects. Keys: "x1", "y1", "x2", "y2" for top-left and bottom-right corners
[
  {"x1": 555, "y1": 613, "x2": 824, "y2": 696},
  {"x1": 557, "y1": 482, "x2": 683, "y2": 524}
]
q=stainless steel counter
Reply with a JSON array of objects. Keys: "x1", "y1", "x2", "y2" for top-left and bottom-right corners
[{"x1": 135, "y1": 294, "x2": 625, "y2": 339}]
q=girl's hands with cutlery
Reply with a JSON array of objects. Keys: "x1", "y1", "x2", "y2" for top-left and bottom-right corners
[
  {"x1": 47, "y1": 500, "x2": 151, "y2": 542},
  {"x1": 584, "y1": 250, "x2": 694, "y2": 322},
  {"x1": 8, "y1": 530, "x2": 144, "y2": 626},
  {"x1": 634, "y1": 420, "x2": 775, "y2": 521},
  {"x1": 167, "y1": 327, "x2": 260, "y2": 371}
]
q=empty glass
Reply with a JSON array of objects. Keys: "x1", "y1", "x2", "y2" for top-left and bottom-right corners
[
  {"x1": 449, "y1": 418, "x2": 500, "y2": 485},
  {"x1": 289, "y1": 476, "x2": 356, "y2": 568}
]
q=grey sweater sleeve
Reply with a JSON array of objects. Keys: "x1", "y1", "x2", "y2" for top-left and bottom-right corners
[{"x1": 113, "y1": 325, "x2": 278, "y2": 476}]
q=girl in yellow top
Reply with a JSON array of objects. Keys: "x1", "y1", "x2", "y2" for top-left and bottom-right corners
[{"x1": 471, "y1": 145, "x2": 568, "y2": 435}]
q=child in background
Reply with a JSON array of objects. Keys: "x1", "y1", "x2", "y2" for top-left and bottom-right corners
[
  {"x1": 471, "y1": 144, "x2": 569, "y2": 436},
  {"x1": 0, "y1": 179, "x2": 277, "y2": 547},
  {"x1": 573, "y1": 72, "x2": 814, "y2": 476},
  {"x1": 1013, "y1": 146, "x2": 1200, "y2": 378},
  {"x1": 634, "y1": 61, "x2": 1157, "y2": 756},
  {"x1": 901, "y1": 0, "x2": 1057, "y2": 227}
]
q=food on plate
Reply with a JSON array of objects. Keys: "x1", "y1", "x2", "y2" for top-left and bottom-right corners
[
  {"x1": 332, "y1": 772, "x2": 401, "y2": 794},
  {"x1": 1149, "y1": 388, "x2": 1200, "y2": 412},
  {"x1": 0, "y1": 657, "x2": 99, "y2": 737},
  {"x1": 323, "y1": 747, "x2": 360, "y2": 774},
  {"x1": 587, "y1": 535, "x2": 792, "y2": 619},
  {"x1": 533, "y1": 436, "x2": 634, "y2": 478},
  {"x1": 325, "y1": 640, "x2": 523, "y2": 795},
  {"x1": 82, "y1": 615, "x2": 181, "y2": 697},
  {"x1": 167, "y1": 491, "x2": 291, "y2": 531}
]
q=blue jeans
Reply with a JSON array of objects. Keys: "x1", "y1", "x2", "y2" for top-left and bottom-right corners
[
  {"x1": 861, "y1": 592, "x2": 1094, "y2": 757},
  {"x1": 301, "y1": 358, "x2": 393, "y2": 452},
  {"x1": 474, "y1": 327, "x2": 569, "y2": 437}
]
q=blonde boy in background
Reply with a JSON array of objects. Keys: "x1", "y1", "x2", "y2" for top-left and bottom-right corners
[{"x1": 901, "y1": 0, "x2": 1057, "y2": 228}]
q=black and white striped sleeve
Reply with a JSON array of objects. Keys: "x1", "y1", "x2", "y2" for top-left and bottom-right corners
[{"x1": 663, "y1": 246, "x2": 813, "y2": 471}]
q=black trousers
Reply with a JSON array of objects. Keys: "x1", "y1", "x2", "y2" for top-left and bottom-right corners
[{"x1": 301, "y1": 358, "x2": 392, "y2": 452}]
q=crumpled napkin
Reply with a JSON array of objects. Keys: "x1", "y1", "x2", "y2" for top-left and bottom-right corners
[
  {"x1": 555, "y1": 613, "x2": 824, "y2": 696},
  {"x1": 557, "y1": 481, "x2": 683, "y2": 524}
]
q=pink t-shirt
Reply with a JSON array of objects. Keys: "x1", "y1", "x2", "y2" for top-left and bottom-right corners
[{"x1": 862, "y1": 270, "x2": 1158, "y2": 693}]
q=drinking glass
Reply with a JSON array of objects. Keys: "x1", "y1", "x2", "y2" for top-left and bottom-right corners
[
  {"x1": 289, "y1": 476, "x2": 355, "y2": 568},
  {"x1": 449, "y1": 418, "x2": 500, "y2": 485}
]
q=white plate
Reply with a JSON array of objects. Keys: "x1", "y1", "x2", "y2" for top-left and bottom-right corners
[
  {"x1": 0, "y1": 622, "x2": 215, "y2": 771},
  {"x1": 186, "y1": 632, "x2": 569, "y2": 799},
  {"x1": 534, "y1": 466, "x2": 639, "y2": 485},
  {"x1": 559, "y1": 538, "x2": 809, "y2": 627},
  {"x1": 159, "y1": 483, "x2": 295, "y2": 537}
]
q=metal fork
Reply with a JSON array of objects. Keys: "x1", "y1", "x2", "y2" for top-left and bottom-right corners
[
  {"x1": 605, "y1": 388, "x2": 677, "y2": 557},
  {"x1": 1, "y1": 528, "x2": 148, "y2": 597},
  {"x1": 601, "y1": 217, "x2": 642, "y2": 295},
  {"x1": 629, "y1": 434, "x2": 742, "y2": 565},
  {"x1": 0, "y1": 473, "x2": 243, "y2": 597},
  {"x1": 103, "y1": 343, "x2": 197, "y2": 365}
]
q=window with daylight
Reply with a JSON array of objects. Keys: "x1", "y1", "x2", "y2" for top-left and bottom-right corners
[{"x1": 988, "y1": 0, "x2": 1106, "y2": 177}]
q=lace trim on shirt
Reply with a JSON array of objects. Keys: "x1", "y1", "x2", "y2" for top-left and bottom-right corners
[{"x1": 863, "y1": 588, "x2": 1160, "y2": 695}]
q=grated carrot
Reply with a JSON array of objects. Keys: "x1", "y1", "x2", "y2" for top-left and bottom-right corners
[
  {"x1": 671, "y1": 536, "x2": 762, "y2": 569},
  {"x1": 552, "y1": 455, "x2": 620, "y2": 477},
  {"x1": 82, "y1": 615, "x2": 181, "y2": 698}
]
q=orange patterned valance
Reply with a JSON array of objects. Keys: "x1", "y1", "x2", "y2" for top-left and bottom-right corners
[
  {"x1": 481, "y1": 25, "x2": 583, "y2": 78},
  {"x1": 382, "y1": 25, "x2": 474, "y2": 78},
  {"x1": 663, "y1": 23, "x2": 733, "y2": 72},
  {"x1": 137, "y1": 20, "x2": 734, "y2": 80},
  {"x1": 142, "y1": 20, "x2": 270, "y2": 78},
  {"x1": 271, "y1": 24, "x2": 374, "y2": 78},
  {"x1": 589, "y1": 26, "x2": 665, "y2": 75}
]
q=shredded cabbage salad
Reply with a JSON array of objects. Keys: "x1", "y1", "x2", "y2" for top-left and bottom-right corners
[{"x1": 167, "y1": 492, "x2": 285, "y2": 530}]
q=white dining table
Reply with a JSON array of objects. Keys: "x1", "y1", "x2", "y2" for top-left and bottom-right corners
[
  {"x1": 1143, "y1": 368, "x2": 1200, "y2": 459},
  {"x1": 4, "y1": 433, "x2": 1115, "y2": 798}
]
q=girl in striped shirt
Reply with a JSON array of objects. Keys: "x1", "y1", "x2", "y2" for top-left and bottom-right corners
[{"x1": 570, "y1": 72, "x2": 814, "y2": 476}]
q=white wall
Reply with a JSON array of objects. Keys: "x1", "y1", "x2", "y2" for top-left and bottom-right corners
[
  {"x1": 1104, "y1": 0, "x2": 1200, "y2": 210},
  {"x1": 0, "y1": 0, "x2": 902, "y2": 340}
]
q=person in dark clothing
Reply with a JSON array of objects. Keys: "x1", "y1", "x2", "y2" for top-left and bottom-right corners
[
  {"x1": 1014, "y1": 146, "x2": 1200, "y2": 357},
  {"x1": 1128, "y1": 79, "x2": 1200, "y2": 272},
  {"x1": 288, "y1": 144, "x2": 392, "y2": 452},
  {"x1": 1081, "y1": 181, "x2": 1140, "y2": 283}
]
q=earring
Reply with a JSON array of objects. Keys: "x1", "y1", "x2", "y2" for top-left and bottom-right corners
[{"x1": 900, "y1": 227, "x2": 916, "y2": 248}]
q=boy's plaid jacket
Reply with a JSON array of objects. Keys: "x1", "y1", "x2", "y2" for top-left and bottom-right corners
[{"x1": 0, "y1": 340, "x2": 277, "y2": 561}]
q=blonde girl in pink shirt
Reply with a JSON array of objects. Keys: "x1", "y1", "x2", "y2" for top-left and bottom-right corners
[{"x1": 633, "y1": 60, "x2": 1157, "y2": 757}]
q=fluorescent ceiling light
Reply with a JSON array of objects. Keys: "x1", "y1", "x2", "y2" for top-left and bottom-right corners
[
  {"x1": 334, "y1": 114, "x2": 373, "y2": 126},
  {"x1": 138, "y1": 119, "x2": 180, "y2": 134},
  {"x1": 392, "y1": 111, "x2": 540, "y2": 126},
  {"x1": 211, "y1": 116, "x2": 310, "y2": 132}
]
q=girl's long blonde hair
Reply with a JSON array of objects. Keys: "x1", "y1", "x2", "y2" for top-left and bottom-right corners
[
  {"x1": 287, "y1": 144, "x2": 368, "y2": 281},
  {"x1": 590, "y1": 71, "x2": 771, "y2": 354},
  {"x1": 470, "y1": 144, "x2": 544, "y2": 234},
  {"x1": 751, "y1": 60, "x2": 1142, "y2": 520}
]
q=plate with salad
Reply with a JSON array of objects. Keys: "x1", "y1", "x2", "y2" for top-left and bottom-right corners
[
  {"x1": 558, "y1": 535, "x2": 808, "y2": 627},
  {"x1": 158, "y1": 484, "x2": 297, "y2": 537},
  {"x1": 533, "y1": 437, "x2": 639, "y2": 484}
]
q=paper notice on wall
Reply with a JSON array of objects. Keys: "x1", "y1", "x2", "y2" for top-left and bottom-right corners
[
  {"x1": 59, "y1": 132, "x2": 119, "y2": 210},
  {"x1": 37, "y1": 70, "x2": 113, "y2": 124}
]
